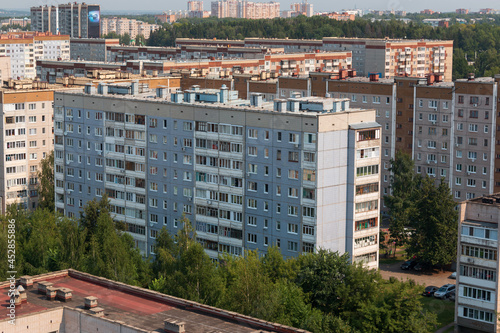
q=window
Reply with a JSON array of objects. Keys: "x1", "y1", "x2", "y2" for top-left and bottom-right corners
[
  {"x1": 288, "y1": 223, "x2": 298, "y2": 234},
  {"x1": 356, "y1": 165, "x2": 379, "y2": 177},
  {"x1": 287, "y1": 241, "x2": 298, "y2": 252},
  {"x1": 248, "y1": 129, "x2": 258, "y2": 139},
  {"x1": 288, "y1": 151, "x2": 299, "y2": 162},
  {"x1": 248, "y1": 146, "x2": 257, "y2": 156},
  {"x1": 355, "y1": 200, "x2": 378, "y2": 213},
  {"x1": 247, "y1": 233, "x2": 257, "y2": 243},
  {"x1": 357, "y1": 129, "x2": 379, "y2": 141},
  {"x1": 355, "y1": 218, "x2": 377, "y2": 231}
]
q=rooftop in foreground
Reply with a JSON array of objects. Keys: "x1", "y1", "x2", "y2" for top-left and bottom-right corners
[{"x1": 0, "y1": 269, "x2": 308, "y2": 333}]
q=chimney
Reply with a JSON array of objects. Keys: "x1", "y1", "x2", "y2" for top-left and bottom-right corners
[
  {"x1": 18, "y1": 276, "x2": 33, "y2": 289},
  {"x1": 219, "y1": 84, "x2": 229, "y2": 103},
  {"x1": 273, "y1": 99, "x2": 286, "y2": 112},
  {"x1": 89, "y1": 307, "x2": 105, "y2": 317},
  {"x1": 171, "y1": 90, "x2": 184, "y2": 103},
  {"x1": 84, "y1": 296, "x2": 98, "y2": 309},
  {"x1": 56, "y1": 288, "x2": 73, "y2": 302},
  {"x1": 287, "y1": 99, "x2": 300, "y2": 112},
  {"x1": 131, "y1": 80, "x2": 139, "y2": 95},
  {"x1": 164, "y1": 317, "x2": 186, "y2": 333},
  {"x1": 84, "y1": 83, "x2": 94, "y2": 95},
  {"x1": 17, "y1": 285, "x2": 27, "y2": 303},
  {"x1": 98, "y1": 83, "x2": 108, "y2": 95},
  {"x1": 250, "y1": 93, "x2": 263, "y2": 107},
  {"x1": 369, "y1": 73, "x2": 379, "y2": 82},
  {"x1": 45, "y1": 286, "x2": 58, "y2": 300},
  {"x1": 156, "y1": 86, "x2": 167, "y2": 98},
  {"x1": 468, "y1": 73, "x2": 475, "y2": 81},
  {"x1": 37, "y1": 281, "x2": 53, "y2": 295},
  {"x1": 427, "y1": 74, "x2": 435, "y2": 85}
]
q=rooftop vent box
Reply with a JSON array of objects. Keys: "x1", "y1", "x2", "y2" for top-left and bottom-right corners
[
  {"x1": 164, "y1": 317, "x2": 186, "y2": 333},
  {"x1": 84, "y1": 296, "x2": 98, "y2": 309},
  {"x1": 19, "y1": 276, "x2": 33, "y2": 289},
  {"x1": 37, "y1": 281, "x2": 53, "y2": 295}
]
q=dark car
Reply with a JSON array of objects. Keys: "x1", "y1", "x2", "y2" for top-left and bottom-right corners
[
  {"x1": 401, "y1": 260, "x2": 417, "y2": 270},
  {"x1": 447, "y1": 291, "x2": 455, "y2": 301},
  {"x1": 414, "y1": 262, "x2": 430, "y2": 271},
  {"x1": 422, "y1": 286, "x2": 438, "y2": 297}
]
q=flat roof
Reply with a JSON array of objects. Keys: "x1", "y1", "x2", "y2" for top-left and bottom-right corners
[
  {"x1": 350, "y1": 121, "x2": 381, "y2": 129},
  {"x1": 467, "y1": 193, "x2": 500, "y2": 207},
  {"x1": 0, "y1": 269, "x2": 308, "y2": 333}
]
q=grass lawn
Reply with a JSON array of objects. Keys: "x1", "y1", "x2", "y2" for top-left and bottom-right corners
[
  {"x1": 379, "y1": 246, "x2": 408, "y2": 265},
  {"x1": 419, "y1": 295, "x2": 455, "y2": 329}
]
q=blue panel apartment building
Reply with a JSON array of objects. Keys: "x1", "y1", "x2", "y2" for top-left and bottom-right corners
[{"x1": 54, "y1": 82, "x2": 381, "y2": 268}]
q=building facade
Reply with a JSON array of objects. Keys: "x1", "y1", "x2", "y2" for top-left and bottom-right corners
[
  {"x1": 101, "y1": 17, "x2": 160, "y2": 40},
  {"x1": 456, "y1": 194, "x2": 500, "y2": 332},
  {"x1": 54, "y1": 83, "x2": 380, "y2": 267},
  {"x1": 31, "y1": 3, "x2": 101, "y2": 38},
  {"x1": 70, "y1": 38, "x2": 120, "y2": 62},
  {"x1": 176, "y1": 37, "x2": 454, "y2": 81},
  {"x1": 0, "y1": 85, "x2": 62, "y2": 212},
  {"x1": 0, "y1": 32, "x2": 70, "y2": 80},
  {"x1": 211, "y1": 0, "x2": 280, "y2": 19}
]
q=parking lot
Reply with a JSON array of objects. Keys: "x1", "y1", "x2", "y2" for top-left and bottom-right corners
[{"x1": 379, "y1": 261, "x2": 456, "y2": 288}]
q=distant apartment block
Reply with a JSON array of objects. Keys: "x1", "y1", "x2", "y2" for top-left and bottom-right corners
[
  {"x1": 456, "y1": 8, "x2": 469, "y2": 14},
  {"x1": 0, "y1": 57, "x2": 10, "y2": 82},
  {"x1": 37, "y1": 51, "x2": 353, "y2": 83},
  {"x1": 287, "y1": 1, "x2": 313, "y2": 17},
  {"x1": 0, "y1": 18, "x2": 31, "y2": 27},
  {"x1": 186, "y1": 0, "x2": 210, "y2": 17},
  {"x1": 456, "y1": 195, "x2": 500, "y2": 332},
  {"x1": 54, "y1": 82, "x2": 381, "y2": 267},
  {"x1": 420, "y1": 9, "x2": 437, "y2": 15},
  {"x1": 101, "y1": 17, "x2": 160, "y2": 40},
  {"x1": 154, "y1": 11, "x2": 189, "y2": 24},
  {"x1": 176, "y1": 37, "x2": 454, "y2": 81},
  {"x1": 31, "y1": 3, "x2": 101, "y2": 38},
  {"x1": 0, "y1": 32, "x2": 70, "y2": 79},
  {"x1": 103, "y1": 44, "x2": 285, "y2": 62},
  {"x1": 211, "y1": 0, "x2": 280, "y2": 19},
  {"x1": 0, "y1": 82, "x2": 70, "y2": 212},
  {"x1": 70, "y1": 38, "x2": 120, "y2": 62},
  {"x1": 321, "y1": 12, "x2": 355, "y2": 21}
]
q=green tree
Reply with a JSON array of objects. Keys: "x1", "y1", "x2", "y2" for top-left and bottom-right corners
[
  {"x1": 384, "y1": 151, "x2": 419, "y2": 257},
  {"x1": 135, "y1": 34, "x2": 146, "y2": 45},
  {"x1": 407, "y1": 177, "x2": 459, "y2": 266},
  {"x1": 296, "y1": 249, "x2": 379, "y2": 316},
  {"x1": 120, "y1": 33, "x2": 132, "y2": 45},
  {"x1": 37, "y1": 151, "x2": 54, "y2": 211}
]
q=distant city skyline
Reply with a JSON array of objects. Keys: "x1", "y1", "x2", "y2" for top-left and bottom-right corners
[{"x1": 3, "y1": 1, "x2": 499, "y2": 14}]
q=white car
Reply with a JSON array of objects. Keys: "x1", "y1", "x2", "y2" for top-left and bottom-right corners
[
  {"x1": 434, "y1": 284, "x2": 455, "y2": 299},
  {"x1": 450, "y1": 272, "x2": 456, "y2": 279}
]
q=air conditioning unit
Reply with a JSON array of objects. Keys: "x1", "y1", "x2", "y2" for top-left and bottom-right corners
[
  {"x1": 188, "y1": 197, "x2": 192, "y2": 202},
  {"x1": 64, "y1": 131, "x2": 68, "y2": 136},
  {"x1": 471, "y1": 158, "x2": 476, "y2": 162},
  {"x1": 182, "y1": 147, "x2": 186, "y2": 151},
  {"x1": 66, "y1": 160, "x2": 70, "y2": 165},
  {"x1": 207, "y1": 200, "x2": 212, "y2": 205},
  {"x1": 294, "y1": 144, "x2": 300, "y2": 149},
  {"x1": 473, "y1": 104, "x2": 478, "y2": 107},
  {"x1": 97, "y1": 151, "x2": 102, "y2": 155}
]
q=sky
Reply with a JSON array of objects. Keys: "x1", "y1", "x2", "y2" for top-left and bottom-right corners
[{"x1": 4, "y1": 0, "x2": 499, "y2": 14}]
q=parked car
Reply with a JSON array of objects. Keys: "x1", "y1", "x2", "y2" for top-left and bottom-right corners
[
  {"x1": 414, "y1": 262, "x2": 430, "y2": 271},
  {"x1": 450, "y1": 272, "x2": 457, "y2": 279},
  {"x1": 422, "y1": 286, "x2": 438, "y2": 297},
  {"x1": 401, "y1": 260, "x2": 417, "y2": 270},
  {"x1": 448, "y1": 291, "x2": 455, "y2": 301},
  {"x1": 434, "y1": 284, "x2": 456, "y2": 299}
]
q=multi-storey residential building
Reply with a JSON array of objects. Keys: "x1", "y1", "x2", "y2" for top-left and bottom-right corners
[
  {"x1": 0, "y1": 18, "x2": 31, "y2": 27},
  {"x1": 70, "y1": 38, "x2": 120, "y2": 62},
  {"x1": 102, "y1": 44, "x2": 284, "y2": 63},
  {"x1": 456, "y1": 194, "x2": 500, "y2": 332},
  {"x1": 211, "y1": 0, "x2": 280, "y2": 19},
  {"x1": 37, "y1": 51, "x2": 352, "y2": 83},
  {"x1": 176, "y1": 37, "x2": 454, "y2": 81},
  {"x1": 0, "y1": 32, "x2": 70, "y2": 80},
  {"x1": 101, "y1": 17, "x2": 160, "y2": 40},
  {"x1": 0, "y1": 81, "x2": 75, "y2": 212},
  {"x1": 0, "y1": 56, "x2": 10, "y2": 82},
  {"x1": 54, "y1": 83, "x2": 381, "y2": 267},
  {"x1": 31, "y1": 3, "x2": 101, "y2": 38},
  {"x1": 414, "y1": 77, "x2": 498, "y2": 202}
]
